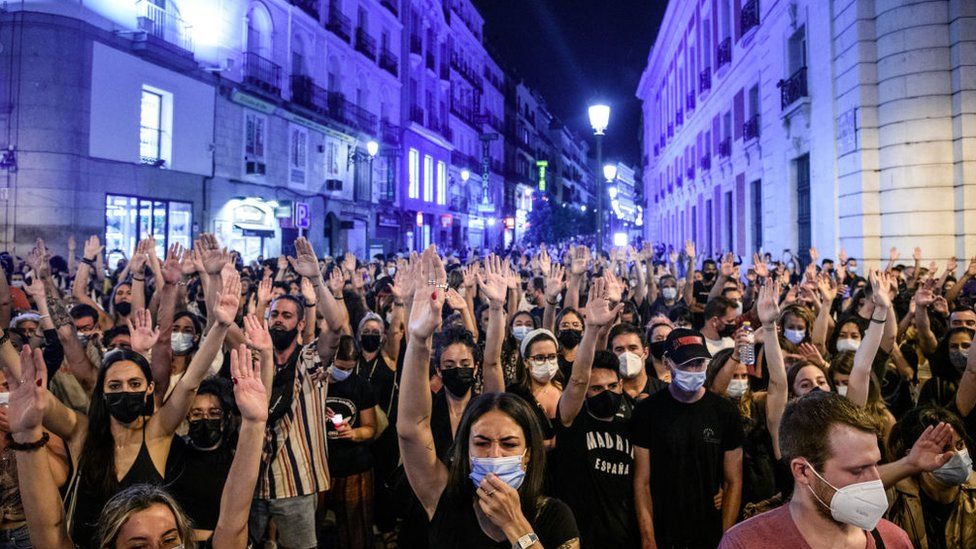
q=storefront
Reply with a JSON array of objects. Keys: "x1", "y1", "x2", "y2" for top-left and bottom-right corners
[
  {"x1": 213, "y1": 197, "x2": 281, "y2": 262},
  {"x1": 104, "y1": 194, "x2": 193, "y2": 264}
]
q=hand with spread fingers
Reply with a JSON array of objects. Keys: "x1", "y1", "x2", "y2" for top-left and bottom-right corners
[
  {"x1": 407, "y1": 246, "x2": 447, "y2": 341},
  {"x1": 230, "y1": 343, "x2": 268, "y2": 423}
]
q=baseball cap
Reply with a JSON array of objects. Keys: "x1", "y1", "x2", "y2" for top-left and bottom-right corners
[{"x1": 664, "y1": 328, "x2": 712, "y2": 365}]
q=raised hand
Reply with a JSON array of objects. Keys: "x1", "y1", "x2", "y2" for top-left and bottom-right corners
[
  {"x1": 570, "y1": 246, "x2": 589, "y2": 276},
  {"x1": 162, "y1": 243, "x2": 184, "y2": 285},
  {"x1": 83, "y1": 235, "x2": 104, "y2": 261},
  {"x1": 462, "y1": 264, "x2": 478, "y2": 291},
  {"x1": 342, "y1": 252, "x2": 357, "y2": 275},
  {"x1": 720, "y1": 253, "x2": 734, "y2": 278},
  {"x1": 796, "y1": 342, "x2": 824, "y2": 365},
  {"x1": 128, "y1": 242, "x2": 149, "y2": 276},
  {"x1": 26, "y1": 238, "x2": 52, "y2": 279},
  {"x1": 288, "y1": 238, "x2": 322, "y2": 280},
  {"x1": 350, "y1": 267, "x2": 366, "y2": 291},
  {"x1": 889, "y1": 247, "x2": 899, "y2": 264},
  {"x1": 603, "y1": 269, "x2": 624, "y2": 303},
  {"x1": 256, "y1": 276, "x2": 272, "y2": 305},
  {"x1": 231, "y1": 343, "x2": 268, "y2": 422},
  {"x1": 839, "y1": 247, "x2": 848, "y2": 266},
  {"x1": 753, "y1": 253, "x2": 769, "y2": 279},
  {"x1": 913, "y1": 247, "x2": 922, "y2": 262},
  {"x1": 817, "y1": 272, "x2": 838, "y2": 305},
  {"x1": 946, "y1": 257, "x2": 958, "y2": 277},
  {"x1": 906, "y1": 422, "x2": 956, "y2": 473},
  {"x1": 545, "y1": 264, "x2": 566, "y2": 301},
  {"x1": 684, "y1": 240, "x2": 696, "y2": 259},
  {"x1": 914, "y1": 280, "x2": 937, "y2": 308},
  {"x1": 213, "y1": 270, "x2": 242, "y2": 326},
  {"x1": 24, "y1": 275, "x2": 46, "y2": 302},
  {"x1": 869, "y1": 269, "x2": 893, "y2": 309},
  {"x1": 756, "y1": 280, "x2": 781, "y2": 326},
  {"x1": 407, "y1": 246, "x2": 446, "y2": 340},
  {"x1": 444, "y1": 288, "x2": 467, "y2": 311},
  {"x1": 300, "y1": 277, "x2": 317, "y2": 305},
  {"x1": 477, "y1": 255, "x2": 509, "y2": 305},
  {"x1": 67, "y1": 235, "x2": 76, "y2": 255},
  {"x1": 200, "y1": 234, "x2": 230, "y2": 275},
  {"x1": 8, "y1": 346, "x2": 48, "y2": 435},
  {"x1": 326, "y1": 267, "x2": 345, "y2": 297},
  {"x1": 538, "y1": 248, "x2": 552, "y2": 277},
  {"x1": 809, "y1": 246, "x2": 819, "y2": 264},
  {"x1": 585, "y1": 277, "x2": 625, "y2": 328},
  {"x1": 243, "y1": 314, "x2": 273, "y2": 353},
  {"x1": 127, "y1": 308, "x2": 160, "y2": 355}
]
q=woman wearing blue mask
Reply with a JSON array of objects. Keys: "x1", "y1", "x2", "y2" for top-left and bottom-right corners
[
  {"x1": 398, "y1": 247, "x2": 579, "y2": 548},
  {"x1": 886, "y1": 406, "x2": 976, "y2": 548}
]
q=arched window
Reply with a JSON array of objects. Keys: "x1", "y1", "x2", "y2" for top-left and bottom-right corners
[{"x1": 246, "y1": 3, "x2": 273, "y2": 58}]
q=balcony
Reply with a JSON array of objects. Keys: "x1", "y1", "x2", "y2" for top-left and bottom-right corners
[
  {"x1": 667, "y1": 123, "x2": 673, "y2": 138},
  {"x1": 686, "y1": 91, "x2": 696, "y2": 112},
  {"x1": 426, "y1": 51, "x2": 436, "y2": 71},
  {"x1": 700, "y1": 155, "x2": 711, "y2": 171},
  {"x1": 380, "y1": 0, "x2": 398, "y2": 16},
  {"x1": 327, "y1": 92, "x2": 377, "y2": 134},
  {"x1": 380, "y1": 48, "x2": 398, "y2": 76},
  {"x1": 243, "y1": 52, "x2": 282, "y2": 95},
  {"x1": 410, "y1": 105, "x2": 425, "y2": 125},
  {"x1": 676, "y1": 109, "x2": 684, "y2": 126},
  {"x1": 743, "y1": 115, "x2": 760, "y2": 141},
  {"x1": 289, "y1": 0, "x2": 319, "y2": 20},
  {"x1": 653, "y1": 144, "x2": 659, "y2": 157},
  {"x1": 410, "y1": 34, "x2": 422, "y2": 56},
  {"x1": 449, "y1": 195, "x2": 469, "y2": 212},
  {"x1": 355, "y1": 28, "x2": 376, "y2": 60},
  {"x1": 659, "y1": 134, "x2": 665, "y2": 149},
  {"x1": 440, "y1": 62, "x2": 450, "y2": 81},
  {"x1": 326, "y1": 6, "x2": 351, "y2": 42},
  {"x1": 291, "y1": 74, "x2": 330, "y2": 115},
  {"x1": 778, "y1": 66, "x2": 808, "y2": 110},
  {"x1": 717, "y1": 37, "x2": 732, "y2": 69},
  {"x1": 483, "y1": 112, "x2": 504, "y2": 131},
  {"x1": 451, "y1": 52, "x2": 483, "y2": 90},
  {"x1": 451, "y1": 104, "x2": 478, "y2": 128},
  {"x1": 381, "y1": 120, "x2": 400, "y2": 145},
  {"x1": 718, "y1": 137, "x2": 732, "y2": 158},
  {"x1": 699, "y1": 67, "x2": 712, "y2": 93},
  {"x1": 136, "y1": 0, "x2": 193, "y2": 54},
  {"x1": 686, "y1": 165, "x2": 695, "y2": 179},
  {"x1": 740, "y1": 0, "x2": 760, "y2": 37},
  {"x1": 451, "y1": 150, "x2": 479, "y2": 170},
  {"x1": 483, "y1": 67, "x2": 503, "y2": 90}
]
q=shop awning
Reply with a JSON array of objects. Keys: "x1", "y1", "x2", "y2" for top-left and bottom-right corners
[{"x1": 234, "y1": 223, "x2": 276, "y2": 238}]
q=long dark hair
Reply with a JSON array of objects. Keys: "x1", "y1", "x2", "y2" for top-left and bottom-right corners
[
  {"x1": 79, "y1": 349, "x2": 155, "y2": 495},
  {"x1": 445, "y1": 392, "x2": 548, "y2": 521},
  {"x1": 931, "y1": 327, "x2": 975, "y2": 382}
]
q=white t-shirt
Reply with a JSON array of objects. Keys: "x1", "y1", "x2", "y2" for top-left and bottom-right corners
[{"x1": 705, "y1": 336, "x2": 735, "y2": 356}]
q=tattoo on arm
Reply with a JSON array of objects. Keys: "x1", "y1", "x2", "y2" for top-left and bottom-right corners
[{"x1": 46, "y1": 295, "x2": 72, "y2": 328}]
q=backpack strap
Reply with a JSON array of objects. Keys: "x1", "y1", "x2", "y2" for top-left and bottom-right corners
[{"x1": 871, "y1": 528, "x2": 886, "y2": 549}]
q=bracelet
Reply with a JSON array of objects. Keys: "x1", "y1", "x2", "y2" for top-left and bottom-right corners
[
  {"x1": 546, "y1": 298, "x2": 558, "y2": 305},
  {"x1": 305, "y1": 302, "x2": 317, "y2": 307},
  {"x1": 37, "y1": 314, "x2": 50, "y2": 320},
  {"x1": 6, "y1": 432, "x2": 50, "y2": 451},
  {"x1": 131, "y1": 275, "x2": 145, "y2": 282},
  {"x1": 333, "y1": 295, "x2": 344, "y2": 301},
  {"x1": 82, "y1": 257, "x2": 95, "y2": 266},
  {"x1": 871, "y1": 316, "x2": 887, "y2": 324}
]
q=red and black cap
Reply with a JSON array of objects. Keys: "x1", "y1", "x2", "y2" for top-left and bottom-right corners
[{"x1": 664, "y1": 328, "x2": 712, "y2": 365}]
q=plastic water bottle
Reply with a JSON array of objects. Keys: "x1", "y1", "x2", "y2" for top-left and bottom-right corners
[{"x1": 739, "y1": 322, "x2": 755, "y2": 366}]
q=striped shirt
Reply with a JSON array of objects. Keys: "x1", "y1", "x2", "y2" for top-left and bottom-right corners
[{"x1": 257, "y1": 342, "x2": 331, "y2": 499}]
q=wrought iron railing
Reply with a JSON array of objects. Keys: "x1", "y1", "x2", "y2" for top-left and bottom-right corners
[
  {"x1": 717, "y1": 37, "x2": 732, "y2": 68},
  {"x1": 326, "y1": 6, "x2": 351, "y2": 42},
  {"x1": 700, "y1": 67, "x2": 712, "y2": 93},
  {"x1": 741, "y1": 0, "x2": 760, "y2": 36},
  {"x1": 136, "y1": 0, "x2": 193, "y2": 52},
  {"x1": 355, "y1": 28, "x2": 376, "y2": 60},
  {"x1": 243, "y1": 52, "x2": 282, "y2": 95},
  {"x1": 743, "y1": 115, "x2": 760, "y2": 141},
  {"x1": 380, "y1": 48, "x2": 398, "y2": 76},
  {"x1": 778, "y1": 66, "x2": 808, "y2": 110}
]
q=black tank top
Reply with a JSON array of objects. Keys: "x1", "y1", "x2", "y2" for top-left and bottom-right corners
[{"x1": 71, "y1": 429, "x2": 167, "y2": 549}]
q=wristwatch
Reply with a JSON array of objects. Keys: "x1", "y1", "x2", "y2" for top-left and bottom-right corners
[{"x1": 513, "y1": 532, "x2": 539, "y2": 549}]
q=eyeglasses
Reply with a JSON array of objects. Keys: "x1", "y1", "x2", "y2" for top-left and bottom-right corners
[
  {"x1": 528, "y1": 354, "x2": 558, "y2": 363},
  {"x1": 188, "y1": 409, "x2": 223, "y2": 421}
]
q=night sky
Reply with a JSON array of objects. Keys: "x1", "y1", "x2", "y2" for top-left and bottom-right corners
[{"x1": 472, "y1": 0, "x2": 667, "y2": 167}]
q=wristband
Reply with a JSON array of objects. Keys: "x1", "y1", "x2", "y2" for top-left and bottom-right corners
[
  {"x1": 132, "y1": 275, "x2": 145, "y2": 282},
  {"x1": 82, "y1": 257, "x2": 95, "y2": 266},
  {"x1": 333, "y1": 295, "x2": 344, "y2": 301},
  {"x1": 6, "y1": 432, "x2": 50, "y2": 451},
  {"x1": 305, "y1": 302, "x2": 317, "y2": 307},
  {"x1": 870, "y1": 316, "x2": 887, "y2": 324}
]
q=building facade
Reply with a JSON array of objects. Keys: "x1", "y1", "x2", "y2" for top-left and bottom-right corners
[{"x1": 637, "y1": 0, "x2": 976, "y2": 266}]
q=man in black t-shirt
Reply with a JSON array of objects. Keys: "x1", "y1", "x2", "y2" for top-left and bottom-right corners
[
  {"x1": 631, "y1": 328, "x2": 744, "y2": 549},
  {"x1": 551, "y1": 277, "x2": 640, "y2": 548}
]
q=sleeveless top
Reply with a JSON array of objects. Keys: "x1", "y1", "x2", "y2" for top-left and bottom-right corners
[{"x1": 71, "y1": 429, "x2": 167, "y2": 549}]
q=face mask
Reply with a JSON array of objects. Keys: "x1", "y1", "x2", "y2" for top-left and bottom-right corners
[
  {"x1": 727, "y1": 379, "x2": 749, "y2": 398},
  {"x1": 385, "y1": 311, "x2": 394, "y2": 326},
  {"x1": 734, "y1": 303, "x2": 744, "y2": 316},
  {"x1": 662, "y1": 287, "x2": 678, "y2": 301},
  {"x1": 649, "y1": 340, "x2": 668, "y2": 360},
  {"x1": 171, "y1": 333, "x2": 195, "y2": 354},
  {"x1": 329, "y1": 365, "x2": 352, "y2": 382},
  {"x1": 836, "y1": 385, "x2": 848, "y2": 397},
  {"x1": 806, "y1": 461, "x2": 887, "y2": 531},
  {"x1": 702, "y1": 271, "x2": 716, "y2": 282},
  {"x1": 115, "y1": 301, "x2": 132, "y2": 316},
  {"x1": 618, "y1": 352, "x2": 644, "y2": 379},
  {"x1": 470, "y1": 451, "x2": 526, "y2": 490},
  {"x1": 388, "y1": 267, "x2": 396, "y2": 276},
  {"x1": 557, "y1": 329, "x2": 583, "y2": 350},
  {"x1": 104, "y1": 391, "x2": 149, "y2": 424},
  {"x1": 586, "y1": 389, "x2": 623, "y2": 418},
  {"x1": 672, "y1": 367, "x2": 706, "y2": 393},
  {"x1": 718, "y1": 322, "x2": 736, "y2": 339},
  {"x1": 360, "y1": 334, "x2": 382, "y2": 353},
  {"x1": 187, "y1": 418, "x2": 223, "y2": 448},
  {"x1": 848, "y1": 265, "x2": 858, "y2": 274},
  {"x1": 529, "y1": 359, "x2": 559, "y2": 383},
  {"x1": 931, "y1": 448, "x2": 973, "y2": 486},
  {"x1": 512, "y1": 325, "x2": 531, "y2": 341},
  {"x1": 836, "y1": 338, "x2": 861, "y2": 353},
  {"x1": 784, "y1": 329, "x2": 806, "y2": 345},
  {"x1": 269, "y1": 327, "x2": 299, "y2": 350},
  {"x1": 951, "y1": 349, "x2": 969, "y2": 372},
  {"x1": 441, "y1": 367, "x2": 475, "y2": 397}
]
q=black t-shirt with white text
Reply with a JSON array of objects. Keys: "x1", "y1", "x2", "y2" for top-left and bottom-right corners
[
  {"x1": 629, "y1": 389, "x2": 743, "y2": 547},
  {"x1": 326, "y1": 372, "x2": 377, "y2": 477}
]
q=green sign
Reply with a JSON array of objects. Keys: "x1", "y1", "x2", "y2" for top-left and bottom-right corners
[{"x1": 537, "y1": 160, "x2": 548, "y2": 192}]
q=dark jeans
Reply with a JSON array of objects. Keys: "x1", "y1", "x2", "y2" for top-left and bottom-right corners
[{"x1": 0, "y1": 526, "x2": 31, "y2": 549}]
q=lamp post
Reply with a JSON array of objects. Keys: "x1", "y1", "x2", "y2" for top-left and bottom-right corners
[
  {"x1": 604, "y1": 163, "x2": 617, "y2": 248},
  {"x1": 588, "y1": 104, "x2": 610, "y2": 254}
]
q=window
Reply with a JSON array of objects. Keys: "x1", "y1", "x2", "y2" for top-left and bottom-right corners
[
  {"x1": 105, "y1": 194, "x2": 191, "y2": 259},
  {"x1": 140, "y1": 88, "x2": 164, "y2": 166},
  {"x1": 424, "y1": 154, "x2": 434, "y2": 202},
  {"x1": 436, "y1": 160, "x2": 446, "y2": 205},
  {"x1": 289, "y1": 125, "x2": 308, "y2": 188},
  {"x1": 244, "y1": 111, "x2": 267, "y2": 175},
  {"x1": 749, "y1": 84, "x2": 760, "y2": 118},
  {"x1": 408, "y1": 148, "x2": 420, "y2": 199},
  {"x1": 725, "y1": 190, "x2": 733, "y2": 251},
  {"x1": 325, "y1": 139, "x2": 341, "y2": 177},
  {"x1": 751, "y1": 179, "x2": 763, "y2": 250},
  {"x1": 788, "y1": 26, "x2": 807, "y2": 74}
]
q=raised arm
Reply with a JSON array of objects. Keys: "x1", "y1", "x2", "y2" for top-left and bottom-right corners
[
  {"x1": 212, "y1": 344, "x2": 268, "y2": 549},
  {"x1": 756, "y1": 282, "x2": 788, "y2": 458},
  {"x1": 811, "y1": 274, "x2": 836, "y2": 354},
  {"x1": 846, "y1": 270, "x2": 889, "y2": 408},
  {"x1": 149, "y1": 245, "x2": 183, "y2": 403},
  {"x1": 287, "y1": 238, "x2": 349, "y2": 359},
  {"x1": 958, "y1": 320, "x2": 976, "y2": 417},
  {"x1": 542, "y1": 264, "x2": 565, "y2": 334},
  {"x1": 558, "y1": 277, "x2": 622, "y2": 426},
  {"x1": 479, "y1": 255, "x2": 510, "y2": 394},
  {"x1": 0, "y1": 261, "x2": 11, "y2": 329},
  {"x1": 128, "y1": 241, "x2": 150, "y2": 313},
  {"x1": 396, "y1": 246, "x2": 449, "y2": 518},
  {"x1": 945, "y1": 255, "x2": 975, "y2": 306},
  {"x1": 72, "y1": 236, "x2": 108, "y2": 320},
  {"x1": 242, "y1": 314, "x2": 275, "y2": 398},
  {"x1": 708, "y1": 253, "x2": 734, "y2": 303},
  {"x1": 683, "y1": 241, "x2": 698, "y2": 311}
]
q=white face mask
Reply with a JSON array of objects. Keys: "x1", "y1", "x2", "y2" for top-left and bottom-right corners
[
  {"x1": 806, "y1": 461, "x2": 888, "y2": 531},
  {"x1": 784, "y1": 329, "x2": 806, "y2": 345},
  {"x1": 512, "y1": 325, "x2": 531, "y2": 341},
  {"x1": 171, "y1": 332, "x2": 195, "y2": 354},
  {"x1": 618, "y1": 352, "x2": 644, "y2": 379},
  {"x1": 388, "y1": 267, "x2": 396, "y2": 276},
  {"x1": 726, "y1": 378, "x2": 749, "y2": 398},
  {"x1": 329, "y1": 365, "x2": 352, "y2": 382},
  {"x1": 836, "y1": 338, "x2": 861, "y2": 353},
  {"x1": 529, "y1": 359, "x2": 559, "y2": 383},
  {"x1": 836, "y1": 385, "x2": 848, "y2": 397},
  {"x1": 662, "y1": 287, "x2": 678, "y2": 301}
]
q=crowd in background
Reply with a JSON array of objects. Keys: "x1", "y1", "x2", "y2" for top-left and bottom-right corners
[{"x1": 0, "y1": 233, "x2": 974, "y2": 548}]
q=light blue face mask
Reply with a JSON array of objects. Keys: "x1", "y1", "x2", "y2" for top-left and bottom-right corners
[
  {"x1": 931, "y1": 448, "x2": 973, "y2": 486},
  {"x1": 672, "y1": 368, "x2": 706, "y2": 392},
  {"x1": 470, "y1": 451, "x2": 526, "y2": 490}
]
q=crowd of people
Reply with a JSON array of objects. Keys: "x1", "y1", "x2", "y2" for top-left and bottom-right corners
[{"x1": 0, "y1": 234, "x2": 973, "y2": 548}]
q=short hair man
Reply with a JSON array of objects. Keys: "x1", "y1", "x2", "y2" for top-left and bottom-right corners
[{"x1": 718, "y1": 392, "x2": 912, "y2": 548}]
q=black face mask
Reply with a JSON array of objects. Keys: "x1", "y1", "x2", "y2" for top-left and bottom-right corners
[
  {"x1": 649, "y1": 340, "x2": 668, "y2": 360},
  {"x1": 104, "y1": 391, "x2": 149, "y2": 424},
  {"x1": 718, "y1": 322, "x2": 736, "y2": 338},
  {"x1": 702, "y1": 271, "x2": 716, "y2": 282},
  {"x1": 557, "y1": 329, "x2": 583, "y2": 350},
  {"x1": 360, "y1": 334, "x2": 382, "y2": 353},
  {"x1": 586, "y1": 389, "x2": 622, "y2": 419},
  {"x1": 269, "y1": 327, "x2": 299, "y2": 350},
  {"x1": 440, "y1": 367, "x2": 475, "y2": 397},
  {"x1": 115, "y1": 301, "x2": 132, "y2": 317},
  {"x1": 187, "y1": 418, "x2": 223, "y2": 449}
]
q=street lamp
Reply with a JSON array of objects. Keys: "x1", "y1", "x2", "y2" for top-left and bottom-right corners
[
  {"x1": 460, "y1": 168, "x2": 470, "y2": 182},
  {"x1": 603, "y1": 162, "x2": 618, "y2": 247},
  {"x1": 366, "y1": 140, "x2": 379, "y2": 158},
  {"x1": 588, "y1": 104, "x2": 610, "y2": 254}
]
